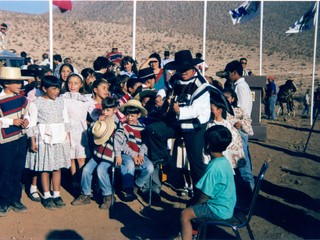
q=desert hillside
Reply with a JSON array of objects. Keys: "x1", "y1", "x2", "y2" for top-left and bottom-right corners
[{"x1": 0, "y1": 1, "x2": 318, "y2": 99}]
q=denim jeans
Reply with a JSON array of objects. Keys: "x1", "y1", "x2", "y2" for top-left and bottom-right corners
[
  {"x1": 140, "y1": 165, "x2": 162, "y2": 194},
  {"x1": 81, "y1": 158, "x2": 112, "y2": 196},
  {"x1": 302, "y1": 104, "x2": 310, "y2": 116},
  {"x1": 120, "y1": 154, "x2": 154, "y2": 190},
  {"x1": 268, "y1": 95, "x2": 277, "y2": 119},
  {"x1": 238, "y1": 131, "x2": 255, "y2": 191}
]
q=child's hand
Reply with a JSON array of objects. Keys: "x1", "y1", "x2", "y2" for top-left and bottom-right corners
[
  {"x1": 133, "y1": 156, "x2": 140, "y2": 165},
  {"x1": 30, "y1": 137, "x2": 38, "y2": 153},
  {"x1": 137, "y1": 155, "x2": 144, "y2": 164},
  {"x1": 99, "y1": 115, "x2": 107, "y2": 121},
  {"x1": 234, "y1": 122, "x2": 241, "y2": 130},
  {"x1": 115, "y1": 156, "x2": 122, "y2": 166},
  {"x1": 21, "y1": 119, "x2": 29, "y2": 128},
  {"x1": 13, "y1": 119, "x2": 24, "y2": 127}
]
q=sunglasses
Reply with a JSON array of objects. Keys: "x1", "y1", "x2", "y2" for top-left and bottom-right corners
[
  {"x1": 149, "y1": 61, "x2": 158, "y2": 64},
  {"x1": 241, "y1": 62, "x2": 247, "y2": 65}
]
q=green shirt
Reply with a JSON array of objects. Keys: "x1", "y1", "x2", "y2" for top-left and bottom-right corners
[{"x1": 196, "y1": 156, "x2": 236, "y2": 219}]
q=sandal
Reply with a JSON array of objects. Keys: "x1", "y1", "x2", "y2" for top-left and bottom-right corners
[{"x1": 28, "y1": 192, "x2": 41, "y2": 202}]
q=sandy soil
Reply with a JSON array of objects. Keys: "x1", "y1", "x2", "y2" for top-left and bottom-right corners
[{"x1": 1, "y1": 112, "x2": 319, "y2": 240}]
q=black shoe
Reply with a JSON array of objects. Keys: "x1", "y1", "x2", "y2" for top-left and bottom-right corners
[
  {"x1": 53, "y1": 197, "x2": 66, "y2": 208},
  {"x1": 151, "y1": 193, "x2": 161, "y2": 203},
  {"x1": 137, "y1": 189, "x2": 150, "y2": 202},
  {"x1": 28, "y1": 192, "x2": 41, "y2": 202},
  {"x1": 122, "y1": 191, "x2": 137, "y2": 202},
  {"x1": 0, "y1": 205, "x2": 11, "y2": 217},
  {"x1": 41, "y1": 198, "x2": 56, "y2": 209},
  {"x1": 11, "y1": 201, "x2": 27, "y2": 213}
]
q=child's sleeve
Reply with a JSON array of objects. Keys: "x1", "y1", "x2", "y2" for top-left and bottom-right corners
[
  {"x1": 139, "y1": 143, "x2": 148, "y2": 157},
  {"x1": 25, "y1": 102, "x2": 38, "y2": 137},
  {"x1": 238, "y1": 108, "x2": 253, "y2": 136},
  {"x1": 114, "y1": 125, "x2": 125, "y2": 157},
  {"x1": 62, "y1": 98, "x2": 71, "y2": 132},
  {"x1": 0, "y1": 117, "x2": 13, "y2": 128}
]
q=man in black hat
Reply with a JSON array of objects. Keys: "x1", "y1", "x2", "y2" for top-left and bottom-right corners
[
  {"x1": 142, "y1": 50, "x2": 211, "y2": 203},
  {"x1": 138, "y1": 67, "x2": 156, "y2": 90}
]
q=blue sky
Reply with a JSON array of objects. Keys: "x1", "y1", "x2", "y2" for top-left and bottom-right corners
[{"x1": 0, "y1": 1, "x2": 50, "y2": 14}]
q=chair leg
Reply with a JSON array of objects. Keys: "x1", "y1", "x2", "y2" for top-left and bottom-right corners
[
  {"x1": 246, "y1": 224, "x2": 254, "y2": 240},
  {"x1": 196, "y1": 224, "x2": 207, "y2": 240},
  {"x1": 148, "y1": 174, "x2": 152, "y2": 207},
  {"x1": 110, "y1": 166, "x2": 115, "y2": 210}
]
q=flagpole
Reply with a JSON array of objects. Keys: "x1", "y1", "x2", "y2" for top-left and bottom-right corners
[
  {"x1": 259, "y1": 1, "x2": 264, "y2": 76},
  {"x1": 49, "y1": 0, "x2": 53, "y2": 70},
  {"x1": 202, "y1": 0, "x2": 207, "y2": 76},
  {"x1": 310, "y1": 1, "x2": 319, "y2": 125},
  {"x1": 132, "y1": 0, "x2": 137, "y2": 60}
]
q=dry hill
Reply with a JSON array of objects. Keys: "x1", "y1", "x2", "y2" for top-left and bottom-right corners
[{"x1": 0, "y1": 1, "x2": 318, "y2": 100}]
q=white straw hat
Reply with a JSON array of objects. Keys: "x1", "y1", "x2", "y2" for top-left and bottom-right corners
[
  {"x1": 0, "y1": 67, "x2": 33, "y2": 81},
  {"x1": 118, "y1": 99, "x2": 148, "y2": 117},
  {"x1": 92, "y1": 117, "x2": 116, "y2": 145}
]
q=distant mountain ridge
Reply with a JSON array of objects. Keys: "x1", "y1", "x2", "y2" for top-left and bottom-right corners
[{"x1": 60, "y1": 1, "x2": 317, "y2": 59}]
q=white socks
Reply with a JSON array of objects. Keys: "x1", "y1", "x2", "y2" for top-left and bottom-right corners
[
  {"x1": 53, "y1": 191, "x2": 60, "y2": 198},
  {"x1": 43, "y1": 191, "x2": 52, "y2": 199},
  {"x1": 30, "y1": 185, "x2": 37, "y2": 193}
]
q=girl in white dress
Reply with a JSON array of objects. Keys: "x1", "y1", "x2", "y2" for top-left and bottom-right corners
[
  {"x1": 62, "y1": 73, "x2": 91, "y2": 182},
  {"x1": 26, "y1": 75, "x2": 71, "y2": 209}
]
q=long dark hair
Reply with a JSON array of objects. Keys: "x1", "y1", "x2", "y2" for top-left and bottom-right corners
[{"x1": 223, "y1": 87, "x2": 238, "y2": 107}]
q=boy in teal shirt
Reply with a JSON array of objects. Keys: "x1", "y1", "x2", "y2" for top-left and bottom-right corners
[{"x1": 180, "y1": 125, "x2": 236, "y2": 240}]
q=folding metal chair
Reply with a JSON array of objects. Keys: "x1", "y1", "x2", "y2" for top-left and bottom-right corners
[
  {"x1": 147, "y1": 162, "x2": 162, "y2": 208},
  {"x1": 110, "y1": 163, "x2": 119, "y2": 210},
  {"x1": 193, "y1": 161, "x2": 269, "y2": 240}
]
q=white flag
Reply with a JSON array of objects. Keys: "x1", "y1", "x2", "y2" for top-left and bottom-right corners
[
  {"x1": 229, "y1": 1, "x2": 260, "y2": 25},
  {"x1": 286, "y1": 3, "x2": 316, "y2": 34}
]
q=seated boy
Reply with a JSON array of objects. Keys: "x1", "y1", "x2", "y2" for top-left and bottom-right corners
[
  {"x1": 71, "y1": 97, "x2": 119, "y2": 210},
  {"x1": 180, "y1": 125, "x2": 236, "y2": 240},
  {"x1": 114, "y1": 99, "x2": 154, "y2": 202}
]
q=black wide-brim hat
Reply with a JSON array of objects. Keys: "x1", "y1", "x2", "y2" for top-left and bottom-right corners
[
  {"x1": 164, "y1": 50, "x2": 203, "y2": 71},
  {"x1": 138, "y1": 67, "x2": 155, "y2": 82}
]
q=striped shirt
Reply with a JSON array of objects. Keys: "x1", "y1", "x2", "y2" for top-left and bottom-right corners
[{"x1": 0, "y1": 93, "x2": 29, "y2": 144}]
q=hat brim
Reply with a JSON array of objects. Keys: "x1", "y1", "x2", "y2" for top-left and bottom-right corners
[
  {"x1": 134, "y1": 89, "x2": 157, "y2": 101},
  {"x1": 119, "y1": 100, "x2": 148, "y2": 117},
  {"x1": 208, "y1": 85, "x2": 234, "y2": 115},
  {"x1": 0, "y1": 76, "x2": 33, "y2": 81},
  {"x1": 164, "y1": 59, "x2": 203, "y2": 71},
  {"x1": 93, "y1": 118, "x2": 116, "y2": 145}
]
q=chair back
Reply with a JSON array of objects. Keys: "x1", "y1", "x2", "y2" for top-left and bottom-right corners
[{"x1": 245, "y1": 161, "x2": 268, "y2": 223}]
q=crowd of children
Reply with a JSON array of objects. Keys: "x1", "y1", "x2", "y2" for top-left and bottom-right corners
[{"x1": 0, "y1": 50, "x2": 256, "y2": 240}]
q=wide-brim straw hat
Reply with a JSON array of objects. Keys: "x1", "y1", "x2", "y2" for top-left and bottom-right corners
[
  {"x1": 118, "y1": 99, "x2": 148, "y2": 117},
  {"x1": 164, "y1": 50, "x2": 203, "y2": 71},
  {"x1": 0, "y1": 67, "x2": 33, "y2": 81},
  {"x1": 92, "y1": 117, "x2": 116, "y2": 145}
]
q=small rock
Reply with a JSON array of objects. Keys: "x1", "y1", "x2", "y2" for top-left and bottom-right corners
[{"x1": 294, "y1": 179, "x2": 301, "y2": 184}]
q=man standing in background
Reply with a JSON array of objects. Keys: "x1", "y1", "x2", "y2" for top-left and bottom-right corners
[
  {"x1": 265, "y1": 75, "x2": 277, "y2": 120},
  {"x1": 0, "y1": 23, "x2": 8, "y2": 51}
]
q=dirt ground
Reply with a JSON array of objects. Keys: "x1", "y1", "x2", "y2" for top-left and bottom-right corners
[{"x1": 1, "y1": 111, "x2": 320, "y2": 240}]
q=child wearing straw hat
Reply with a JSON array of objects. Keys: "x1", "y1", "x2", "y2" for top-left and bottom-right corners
[
  {"x1": 0, "y1": 67, "x2": 31, "y2": 217},
  {"x1": 114, "y1": 99, "x2": 154, "y2": 202}
]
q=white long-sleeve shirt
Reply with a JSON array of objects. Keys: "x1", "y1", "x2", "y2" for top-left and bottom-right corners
[{"x1": 234, "y1": 77, "x2": 253, "y2": 117}]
